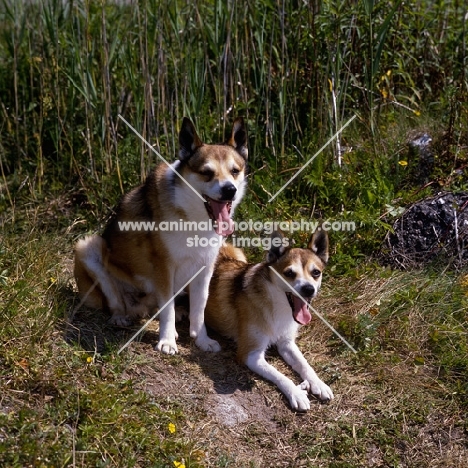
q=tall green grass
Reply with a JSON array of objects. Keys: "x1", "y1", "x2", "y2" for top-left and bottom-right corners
[
  {"x1": 0, "y1": 0, "x2": 466, "y2": 258},
  {"x1": 0, "y1": 0, "x2": 466, "y2": 180}
]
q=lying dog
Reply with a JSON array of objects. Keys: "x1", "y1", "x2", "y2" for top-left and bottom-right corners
[
  {"x1": 205, "y1": 230, "x2": 334, "y2": 410},
  {"x1": 74, "y1": 117, "x2": 248, "y2": 354}
]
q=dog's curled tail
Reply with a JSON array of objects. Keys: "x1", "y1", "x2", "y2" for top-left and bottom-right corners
[
  {"x1": 74, "y1": 235, "x2": 107, "y2": 309},
  {"x1": 218, "y1": 243, "x2": 247, "y2": 263}
]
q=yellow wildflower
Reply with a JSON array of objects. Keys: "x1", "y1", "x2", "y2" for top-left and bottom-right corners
[
  {"x1": 398, "y1": 160, "x2": 408, "y2": 167},
  {"x1": 168, "y1": 422, "x2": 176, "y2": 434},
  {"x1": 173, "y1": 461, "x2": 185, "y2": 468}
]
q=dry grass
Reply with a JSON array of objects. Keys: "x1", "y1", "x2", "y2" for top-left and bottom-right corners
[{"x1": 0, "y1": 200, "x2": 467, "y2": 467}]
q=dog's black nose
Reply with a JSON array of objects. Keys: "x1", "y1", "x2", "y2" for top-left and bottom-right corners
[
  {"x1": 300, "y1": 284, "x2": 315, "y2": 298},
  {"x1": 221, "y1": 183, "x2": 237, "y2": 200}
]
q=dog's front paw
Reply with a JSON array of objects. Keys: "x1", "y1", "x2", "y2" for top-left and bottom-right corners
[
  {"x1": 195, "y1": 335, "x2": 221, "y2": 352},
  {"x1": 109, "y1": 314, "x2": 132, "y2": 328},
  {"x1": 288, "y1": 385, "x2": 310, "y2": 411},
  {"x1": 155, "y1": 339, "x2": 178, "y2": 355},
  {"x1": 300, "y1": 379, "x2": 334, "y2": 402}
]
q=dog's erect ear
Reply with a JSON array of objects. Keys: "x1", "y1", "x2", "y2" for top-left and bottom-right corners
[
  {"x1": 267, "y1": 230, "x2": 289, "y2": 263},
  {"x1": 227, "y1": 117, "x2": 248, "y2": 160},
  {"x1": 179, "y1": 117, "x2": 203, "y2": 161},
  {"x1": 308, "y1": 229, "x2": 329, "y2": 264}
]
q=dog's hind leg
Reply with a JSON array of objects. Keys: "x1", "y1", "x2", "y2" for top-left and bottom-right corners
[
  {"x1": 74, "y1": 236, "x2": 128, "y2": 325},
  {"x1": 74, "y1": 238, "x2": 104, "y2": 309}
]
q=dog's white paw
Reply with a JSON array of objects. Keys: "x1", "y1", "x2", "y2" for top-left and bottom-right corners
[
  {"x1": 155, "y1": 339, "x2": 178, "y2": 355},
  {"x1": 288, "y1": 385, "x2": 310, "y2": 411},
  {"x1": 109, "y1": 315, "x2": 132, "y2": 327},
  {"x1": 300, "y1": 379, "x2": 334, "y2": 402},
  {"x1": 195, "y1": 335, "x2": 221, "y2": 352}
]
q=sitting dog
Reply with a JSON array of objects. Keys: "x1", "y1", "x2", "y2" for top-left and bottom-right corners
[
  {"x1": 74, "y1": 117, "x2": 248, "y2": 354},
  {"x1": 205, "y1": 230, "x2": 334, "y2": 410}
]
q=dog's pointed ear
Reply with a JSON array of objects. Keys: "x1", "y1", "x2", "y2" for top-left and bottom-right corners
[
  {"x1": 179, "y1": 117, "x2": 203, "y2": 161},
  {"x1": 227, "y1": 117, "x2": 248, "y2": 160},
  {"x1": 308, "y1": 229, "x2": 329, "y2": 264},
  {"x1": 267, "y1": 230, "x2": 289, "y2": 263}
]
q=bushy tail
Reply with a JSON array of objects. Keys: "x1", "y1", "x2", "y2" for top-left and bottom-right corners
[{"x1": 73, "y1": 236, "x2": 107, "y2": 309}]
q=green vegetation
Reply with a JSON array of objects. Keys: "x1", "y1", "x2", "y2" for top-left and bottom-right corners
[{"x1": 0, "y1": 0, "x2": 467, "y2": 466}]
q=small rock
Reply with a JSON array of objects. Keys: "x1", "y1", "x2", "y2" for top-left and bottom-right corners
[
  {"x1": 205, "y1": 394, "x2": 249, "y2": 427},
  {"x1": 382, "y1": 191, "x2": 468, "y2": 269}
]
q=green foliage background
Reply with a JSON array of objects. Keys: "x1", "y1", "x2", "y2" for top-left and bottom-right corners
[
  {"x1": 1, "y1": 0, "x2": 467, "y2": 265},
  {"x1": 0, "y1": 2, "x2": 465, "y2": 183}
]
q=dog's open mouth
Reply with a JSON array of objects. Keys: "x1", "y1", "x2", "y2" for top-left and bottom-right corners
[
  {"x1": 286, "y1": 292, "x2": 312, "y2": 325},
  {"x1": 204, "y1": 195, "x2": 234, "y2": 236}
]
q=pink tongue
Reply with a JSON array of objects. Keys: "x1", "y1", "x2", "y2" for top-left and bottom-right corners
[
  {"x1": 293, "y1": 295, "x2": 312, "y2": 325},
  {"x1": 210, "y1": 200, "x2": 234, "y2": 236}
]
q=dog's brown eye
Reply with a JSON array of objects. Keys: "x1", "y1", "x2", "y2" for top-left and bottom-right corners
[
  {"x1": 311, "y1": 269, "x2": 321, "y2": 278},
  {"x1": 199, "y1": 169, "x2": 214, "y2": 179},
  {"x1": 231, "y1": 167, "x2": 240, "y2": 176},
  {"x1": 284, "y1": 269, "x2": 296, "y2": 279}
]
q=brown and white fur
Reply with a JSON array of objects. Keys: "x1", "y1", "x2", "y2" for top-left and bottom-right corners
[
  {"x1": 205, "y1": 230, "x2": 334, "y2": 411},
  {"x1": 74, "y1": 117, "x2": 248, "y2": 355}
]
